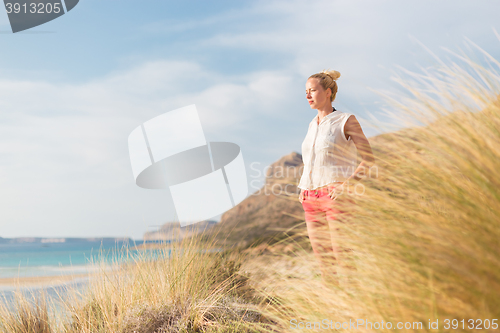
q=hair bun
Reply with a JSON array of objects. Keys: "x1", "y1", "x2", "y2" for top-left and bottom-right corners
[{"x1": 321, "y1": 70, "x2": 341, "y2": 81}]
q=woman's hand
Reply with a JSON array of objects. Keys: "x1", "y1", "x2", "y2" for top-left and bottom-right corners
[
  {"x1": 299, "y1": 189, "x2": 305, "y2": 203},
  {"x1": 329, "y1": 182, "x2": 345, "y2": 200}
]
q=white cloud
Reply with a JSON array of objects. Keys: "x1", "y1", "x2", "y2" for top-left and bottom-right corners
[{"x1": 0, "y1": 60, "x2": 298, "y2": 238}]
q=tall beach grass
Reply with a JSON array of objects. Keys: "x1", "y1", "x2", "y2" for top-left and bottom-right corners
[
  {"x1": 249, "y1": 38, "x2": 500, "y2": 332},
  {"x1": 0, "y1": 230, "x2": 275, "y2": 332}
]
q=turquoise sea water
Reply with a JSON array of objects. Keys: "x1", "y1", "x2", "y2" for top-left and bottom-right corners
[
  {"x1": 0, "y1": 240, "x2": 174, "y2": 309},
  {"x1": 0, "y1": 240, "x2": 220, "y2": 309},
  {"x1": 0, "y1": 240, "x2": 145, "y2": 280}
]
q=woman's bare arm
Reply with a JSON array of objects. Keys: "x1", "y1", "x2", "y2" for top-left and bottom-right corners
[{"x1": 344, "y1": 115, "x2": 375, "y2": 181}]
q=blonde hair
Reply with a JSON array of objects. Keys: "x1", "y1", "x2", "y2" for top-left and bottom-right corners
[{"x1": 309, "y1": 69, "x2": 341, "y2": 102}]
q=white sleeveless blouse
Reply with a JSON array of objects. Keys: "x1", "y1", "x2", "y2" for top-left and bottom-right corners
[{"x1": 298, "y1": 109, "x2": 357, "y2": 190}]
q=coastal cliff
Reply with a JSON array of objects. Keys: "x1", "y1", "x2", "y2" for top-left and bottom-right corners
[{"x1": 207, "y1": 151, "x2": 306, "y2": 249}]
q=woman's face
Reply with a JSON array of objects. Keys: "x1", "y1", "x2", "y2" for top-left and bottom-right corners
[{"x1": 306, "y1": 78, "x2": 331, "y2": 110}]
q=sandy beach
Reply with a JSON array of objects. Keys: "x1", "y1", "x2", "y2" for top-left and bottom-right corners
[{"x1": 0, "y1": 274, "x2": 91, "y2": 290}]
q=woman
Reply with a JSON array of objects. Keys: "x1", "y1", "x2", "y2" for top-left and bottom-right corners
[{"x1": 298, "y1": 70, "x2": 374, "y2": 283}]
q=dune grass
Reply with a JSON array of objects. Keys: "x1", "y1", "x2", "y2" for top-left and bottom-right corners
[
  {"x1": 0, "y1": 291, "x2": 53, "y2": 333},
  {"x1": 60, "y1": 231, "x2": 279, "y2": 333},
  {"x1": 0, "y1": 230, "x2": 277, "y2": 333},
  {"x1": 245, "y1": 39, "x2": 500, "y2": 332}
]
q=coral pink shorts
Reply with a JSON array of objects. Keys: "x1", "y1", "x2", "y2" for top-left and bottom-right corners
[{"x1": 301, "y1": 183, "x2": 353, "y2": 226}]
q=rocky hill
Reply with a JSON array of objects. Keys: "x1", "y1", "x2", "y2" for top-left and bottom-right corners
[{"x1": 206, "y1": 152, "x2": 307, "y2": 249}]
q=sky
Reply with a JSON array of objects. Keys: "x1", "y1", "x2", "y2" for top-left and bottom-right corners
[{"x1": 0, "y1": 0, "x2": 499, "y2": 240}]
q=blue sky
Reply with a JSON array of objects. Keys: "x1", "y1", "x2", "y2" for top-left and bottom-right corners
[{"x1": 0, "y1": 0, "x2": 499, "y2": 239}]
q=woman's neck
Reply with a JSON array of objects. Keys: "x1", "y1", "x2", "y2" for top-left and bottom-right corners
[{"x1": 317, "y1": 104, "x2": 334, "y2": 125}]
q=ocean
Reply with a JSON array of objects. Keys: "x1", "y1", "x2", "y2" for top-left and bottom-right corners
[
  {"x1": 0, "y1": 239, "x2": 146, "y2": 280},
  {"x1": 0, "y1": 239, "x2": 218, "y2": 309},
  {"x1": 0, "y1": 239, "x2": 149, "y2": 309}
]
